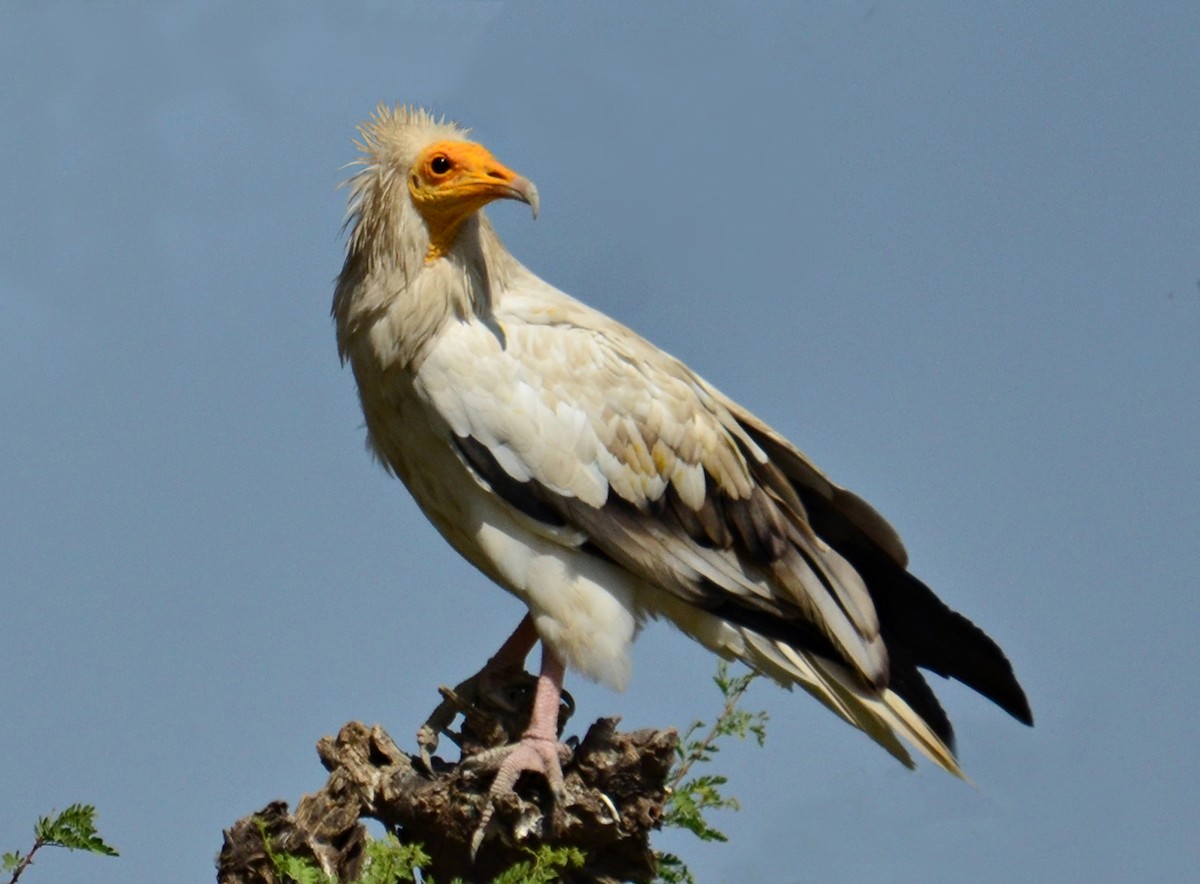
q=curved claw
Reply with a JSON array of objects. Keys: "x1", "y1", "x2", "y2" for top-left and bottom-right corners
[
  {"x1": 416, "y1": 723, "x2": 445, "y2": 773},
  {"x1": 468, "y1": 733, "x2": 572, "y2": 859},
  {"x1": 416, "y1": 683, "x2": 473, "y2": 772},
  {"x1": 597, "y1": 790, "x2": 621, "y2": 825}
]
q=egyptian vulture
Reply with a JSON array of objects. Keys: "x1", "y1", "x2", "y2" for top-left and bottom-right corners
[{"x1": 332, "y1": 105, "x2": 1032, "y2": 813}]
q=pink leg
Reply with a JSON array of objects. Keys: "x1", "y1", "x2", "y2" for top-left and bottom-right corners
[
  {"x1": 470, "y1": 643, "x2": 571, "y2": 856},
  {"x1": 485, "y1": 644, "x2": 567, "y2": 797},
  {"x1": 417, "y1": 615, "x2": 540, "y2": 766},
  {"x1": 484, "y1": 614, "x2": 539, "y2": 676}
]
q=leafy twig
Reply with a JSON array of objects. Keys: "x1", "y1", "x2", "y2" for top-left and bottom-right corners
[
  {"x1": 490, "y1": 845, "x2": 585, "y2": 884},
  {"x1": 656, "y1": 662, "x2": 767, "y2": 883},
  {"x1": 667, "y1": 663, "x2": 766, "y2": 794},
  {"x1": 260, "y1": 819, "x2": 437, "y2": 884},
  {"x1": 3, "y1": 804, "x2": 118, "y2": 884},
  {"x1": 259, "y1": 824, "x2": 578, "y2": 884}
]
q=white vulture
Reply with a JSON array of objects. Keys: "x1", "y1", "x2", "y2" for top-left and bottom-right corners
[{"x1": 332, "y1": 105, "x2": 1032, "y2": 812}]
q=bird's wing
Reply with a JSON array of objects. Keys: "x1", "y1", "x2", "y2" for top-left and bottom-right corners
[
  {"x1": 415, "y1": 282, "x2": 963, "y2": 774},
  {"x1": 712, "y1": 396, "x2": 911, "y2": 570},
  {"x1": 418, "y1": 284, "x2": 891, "y2": 682}
]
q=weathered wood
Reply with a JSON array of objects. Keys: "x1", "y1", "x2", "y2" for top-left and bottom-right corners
[{"x1": 217, "y1": 680, "x2": 677, "y2": 884}]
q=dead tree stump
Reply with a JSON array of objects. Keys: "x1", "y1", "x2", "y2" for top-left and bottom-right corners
[{"x1": 217, "y1": 680, "x2": 677, "y2": 884}]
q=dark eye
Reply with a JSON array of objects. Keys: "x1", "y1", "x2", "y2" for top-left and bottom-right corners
[{"x1": 430, "y1": 155, "x2": 452, "y2": 175}]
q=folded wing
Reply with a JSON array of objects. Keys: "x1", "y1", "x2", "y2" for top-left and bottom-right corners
[{"x1": 415, "y1": 283, "x2": 1030, "y2": 772}]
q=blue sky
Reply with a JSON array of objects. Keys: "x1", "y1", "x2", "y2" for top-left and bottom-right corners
[{"x1": 3, "y1": 3, "x2": 1198, "y2": 882}]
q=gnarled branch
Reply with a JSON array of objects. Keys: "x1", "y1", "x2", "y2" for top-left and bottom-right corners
[{"x1": 217, "y1": 681, "x2": 677, "y2": 884}]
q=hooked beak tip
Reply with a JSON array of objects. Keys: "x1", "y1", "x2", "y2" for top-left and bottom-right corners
[{"x1": 514, "y1": 176, "x2": 539, "y2": 220}]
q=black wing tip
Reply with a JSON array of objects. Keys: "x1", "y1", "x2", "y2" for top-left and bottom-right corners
[
  {"x1": 878, "y1": 571, "x2": 1035, "y2": 730},
  {"x1": 950, "y1": 645, "x2": 1035, "y2": 728},
  {"x1": 977, "y1": 676, "x2": 1034, "y2": 727},
  {"x1": 947, "y1": 610, "x2": 1035, "y2": 728},
  {"x1": 1008, "y1": 687, "x2": 1035, "y2": 727}
]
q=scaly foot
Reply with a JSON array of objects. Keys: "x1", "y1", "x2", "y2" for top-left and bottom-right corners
[{"x1": 467, "y1": 646, "x2": 569, "y2": 857}]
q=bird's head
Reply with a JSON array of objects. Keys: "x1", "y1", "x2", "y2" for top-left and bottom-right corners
[{"x1": 345, "y1": 105, "x2": 538, "y2": 268}]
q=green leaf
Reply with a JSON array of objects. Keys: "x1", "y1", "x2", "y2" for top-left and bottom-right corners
[
  {"x1": 33, "y1": 804, "x2": 119, "y2": 857},
  {"x1": 255, "y1": 817, "x2": 335, "y2": 884},
  {"x1": 275, "y1": 852, "x2": 333, "y2": 884},
  {"x1": 491, "y1": 845, "x2": 585, "y2": 884},
  {"x1": 357, "y1": 833, "x2": 429, "y2": 884},
  {"x1": 654, "y1": 851, "x2": 696, "y2": 884}
]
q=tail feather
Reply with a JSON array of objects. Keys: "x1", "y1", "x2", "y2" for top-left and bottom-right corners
[{"x1": 740, "y1": 630, "x2": 965, "y2": 777}]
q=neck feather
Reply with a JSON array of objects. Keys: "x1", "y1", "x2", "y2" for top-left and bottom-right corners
[{"x1": 333, "y1": 209, "x2": 516, "y2": 372}]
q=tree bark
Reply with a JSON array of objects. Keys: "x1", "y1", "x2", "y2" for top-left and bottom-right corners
[{"x1": 217, "y1": 679, "x2": 677, "y2": 884}]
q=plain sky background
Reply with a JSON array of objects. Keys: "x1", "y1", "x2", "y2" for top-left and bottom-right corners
[{"x1": 3, "y1": 3, "x2": 1199, "y2": 882}]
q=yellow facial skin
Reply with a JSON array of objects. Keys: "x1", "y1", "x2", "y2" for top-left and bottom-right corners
[{"x1": 408, "y1": 140, "x2": 539, "y2": 261}]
